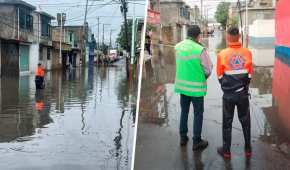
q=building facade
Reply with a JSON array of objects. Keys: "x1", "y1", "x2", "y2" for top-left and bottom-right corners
[
  {"x1": 0, "y1": 0, "x2": 36, "y2": 76},
  {"x1": 51, "y1": 25, "x2": 86, "y2": 69},
  {"x1": 0, "y1": 0, "x2": 55, "y2": 76}
]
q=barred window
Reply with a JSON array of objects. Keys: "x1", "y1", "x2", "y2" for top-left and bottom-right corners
[{"x1": 19, "y1": 8, "x2": 33, "y2": 31}]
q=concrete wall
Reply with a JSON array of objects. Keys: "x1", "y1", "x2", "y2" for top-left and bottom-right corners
[
  {"x1": 0, "y1": 6, "x2": 17, "y2": 40},
  {"x1": 251, "y1": 48, "x2": 275, "y2": 66},
  {"x1": 51, "y1": 49, "x2": 61, "y2": 69},
  {"x1": 0, "y1": 40, "x2": 1, "y2": 76},
  {"x1": 29, "y1": 43, "x2": 39, "y2": 73},
  {"x1": 160, "y1": 2, "x2": 180, "y2": 26},
  {"x1": 1, "y1": 41, "x2": 19, "y2": 77},
  {"x1": 249, "y1": 19, "x2": 275, "y2": 47}
]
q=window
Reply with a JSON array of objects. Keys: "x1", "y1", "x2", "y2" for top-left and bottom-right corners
[
  {"x1": 41, "y1": 16, "x2": 51, "y2": 37},
  {"x1": 19, "y1": 8, "x2": 33, "y2": 31},
  {"x1": 69, "y1": 32, "x2": 73, "y2": 42},
  {"x1": 180, "y1": 7, "x2": 190, "y2": 20},
  {"x1": 47, "y1": 49, "x2": 51, "y2": 60},
  {"x1": 39, "y1": 47, "x2": 43, "y2": 60}
]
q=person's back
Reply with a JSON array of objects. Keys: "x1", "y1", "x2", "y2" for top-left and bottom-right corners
[
  {"x1": 174, "y1": 25, "x2": 213, "y2": 150},
  {"x1": 36, "y1": 66, "x2": 45, "y2": 77},
  {"x1": 175, "y1": 39, "x2": 207, "y2": 97},
  {"x1": 217, "y1": 44, "x2": 252, "y2": 96},
  {"x1": 216, "y1": 27, "x2": 253, "y2": 159}
]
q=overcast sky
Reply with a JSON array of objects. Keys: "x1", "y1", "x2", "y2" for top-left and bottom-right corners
[
  {"x1": 25, "y1": 0, "x2": 146, "y2": 44},
  {"x1": 184, "y1": 0, "x2": 238, "y2": 20}
]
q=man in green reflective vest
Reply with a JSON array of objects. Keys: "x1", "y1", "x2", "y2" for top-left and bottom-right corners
[{"x1": 175, "y1": 25, "x2": 213, "y2": 150}]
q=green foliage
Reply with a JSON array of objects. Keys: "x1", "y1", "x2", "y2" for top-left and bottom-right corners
[
  {"x1": 116, "y1": 19, "x2": 133, "y2": 51},
  {"x1": 215, "y1": 2, "x2": 231, "y2": 28},
  {"x1": 100, "y1": 44, "x2": 109, "y2": 55},
  {"x1": 228, "y1": 16, "x2": 239, "y2": 27}
]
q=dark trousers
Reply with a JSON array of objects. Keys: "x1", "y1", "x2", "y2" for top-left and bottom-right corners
[
  {"x1": 35, "y1": 76, "x2": 44, "y2": 89},
  {"x1": 179, "y1": 94, "x2": 204, "y2": 144},
  {"x1": 222, "y1": 94, "x2": 251, "y2": 152}
]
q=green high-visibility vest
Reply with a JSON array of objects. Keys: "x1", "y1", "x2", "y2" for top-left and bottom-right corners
[{"x1": 174, "y1": 39, "x2": 207, "y2": 97}]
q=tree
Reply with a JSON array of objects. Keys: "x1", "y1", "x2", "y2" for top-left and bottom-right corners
[
  {"x1": 228, "y1": 16, "x2": 239, "y2": 27},
  {"x1": 100, "y1": 44, "x2": 109, "y2": 55},
  {"x1": 215, "y1": 2, "x2": 231, "y2": 29},
  {"x1": 116, "y1": 19, "x2": 132, "y2": 51}
]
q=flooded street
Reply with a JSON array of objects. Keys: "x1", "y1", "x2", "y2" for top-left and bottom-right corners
[
  {"x1": 0, "y1": 59, "x2": 136, "y2": 170},
  {"x1": 135, "y1": 31, "x2": 290, "y2": 170}
]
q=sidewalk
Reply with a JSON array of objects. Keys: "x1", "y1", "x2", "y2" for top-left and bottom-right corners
[{"x1": 135, "y1": 32, "x2": 290, "y2": 170}]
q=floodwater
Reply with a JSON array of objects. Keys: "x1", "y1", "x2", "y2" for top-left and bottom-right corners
[
  {"x1": 135, "y1": 31, "x2": 290, "y2": 170},
  {"x1": 0, "y1": 59, "x2": 136, "y2": 170}
]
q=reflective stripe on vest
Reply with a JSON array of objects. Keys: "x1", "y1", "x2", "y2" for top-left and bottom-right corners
[
  {"x1": 176, "y1": 54, "x2": 200, "y2": 61},
  {"x1": 175, "y1": 79, "x2": 206, "y2": 86},
  {"x1": 225, "y1": 69, "x2": 248, "y2": 75},
  {"x1": 175, "y1": 84, "x2": 207, "y2": 92}
]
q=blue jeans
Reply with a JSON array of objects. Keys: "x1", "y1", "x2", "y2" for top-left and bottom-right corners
[{"x1": 179, "y1": 94, "x2": 204, "y2": 144}]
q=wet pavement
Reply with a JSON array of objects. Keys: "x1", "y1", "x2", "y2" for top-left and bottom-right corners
[
  {"x1": 135, "y1": 31, "x2": 290, "y2": 170},
  {"x1": 0, "y1": 59, "x2": 136, "y2": 170}
]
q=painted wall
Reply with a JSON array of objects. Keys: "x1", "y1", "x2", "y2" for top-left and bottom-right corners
[
  {"x1": 275, "y1": 0, "x2": 290, "y2": 48},
  {"x1": 249, "y1": 19, "x2": 275, "y2": 46},
  {"x1": 0, "y1": 40, "x2": 1, "y2": 76},
  {"x1": 29, "y1": 43, "x2": 39, "y2": 73},
  {"x1": 272, "y1": 0, "x2": 290, "y2": 133},
  {"x1": 249, "y1": 19, "x2": 275, "y2": 38}
]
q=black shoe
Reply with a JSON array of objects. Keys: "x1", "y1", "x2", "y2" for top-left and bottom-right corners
[
  {"x1": 180, "y1": 136, "x2": 189, "y2": 146},
  {"x1": 192, "y1": 139, "x2": 208, "y2": 150},
  {"x1": 217, "y1": 147, "x2": 231, "y2": 159}
]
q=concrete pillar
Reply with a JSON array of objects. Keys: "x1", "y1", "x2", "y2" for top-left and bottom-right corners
[
  {"x1": 42, "y1": 47, "x2": 48, "y2": 69},
  {"x1": 47, "y1": 48, "x2": 52, "y2": 70},
  {"x1": 0, "y1": 39, "x2": 1, "y2": 77},
  {"x1": 173, "y1": 25, "x2": 178, "y2": 44},
  {"x1": 182, "y1": 24, "x2": 187, "y2": 40},
  {"x1": 29, "y1": 43, "x2": 39, "y2": 74}
]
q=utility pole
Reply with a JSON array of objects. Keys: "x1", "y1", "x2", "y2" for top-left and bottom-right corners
[
  {"x1": 245, "y1": 0, "x2": 248, "y2": 47},
  {"x1": 120, "y1": 0, "x2": 130, "y2": 78},
  {"x1": 97, "y1": 17, "x2": 100, "y2": 50},
  {"x1": 59, "y1": 13, "x2": 63, "y2": 63},
  {"x1": 109, "y1": 29, "x2": 112, "y2": 49},
  {"x1": 102, "y1": 24, "x2": 105, "y2": 47},
  {"x1": 84, "y1": 0, "x2": 89, "y2": 30},
  {"x1": 200, "y1": 0, "x2": 203, "y2": 20},
  {"x1": 83, "y1": 0, "x2": 89, "y2": 65}
]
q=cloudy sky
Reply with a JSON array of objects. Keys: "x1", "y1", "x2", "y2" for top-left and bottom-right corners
[
  {"x1": 25, "y1": 0, "x2": 146, "y2": 44},
  {"x1": 184, "y1": 0, "x2": 239, "y2": 20}
]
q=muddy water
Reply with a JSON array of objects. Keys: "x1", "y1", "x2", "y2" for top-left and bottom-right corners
[
  {"x1": 0, "y1": 59, "x2": 136, "y2": 170},
  {"x1": 135, "y1": 31, "x2": 290, "y2": 170}
]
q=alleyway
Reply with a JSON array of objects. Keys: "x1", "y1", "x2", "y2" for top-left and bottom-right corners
[
  {"x1": 135, "y1": 31, "x2": 290, "y2": 170},
  {"x1": 0, "y1": 59, "x2": 136, "y2": 170}
]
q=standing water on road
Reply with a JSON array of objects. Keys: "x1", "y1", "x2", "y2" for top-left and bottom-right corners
[
  {"x1": 0, "y1": 59, "x2": 136, "y2": 170},
  {"x1": 135, "y1": 31, "x2": 290, "y2": 170}
]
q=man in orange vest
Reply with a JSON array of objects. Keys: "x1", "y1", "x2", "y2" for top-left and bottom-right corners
[
  {"x1": 35, "y1": 63, "x2": 45, "y2": 89},
  {"x1": 216, "y1": 27, "x2": 253, "y2": 159}
]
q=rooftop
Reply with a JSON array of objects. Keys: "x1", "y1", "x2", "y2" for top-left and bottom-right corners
[
  {"x1": 0, "y1": 0, "x2": 36, "y2": 10},
  {"x1": 37, "y1": 11, "x2": 55, "y2": 20}
]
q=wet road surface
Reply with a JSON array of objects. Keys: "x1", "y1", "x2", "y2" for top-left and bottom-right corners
[
  {"x1": 135, "y1": 31, "x2": 290, "y2": 170},
  {"x1": 0, "y1": 59, "x2": 136, "y2": 170}
]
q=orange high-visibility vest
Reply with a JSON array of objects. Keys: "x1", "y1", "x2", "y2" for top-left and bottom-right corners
[
  {"x1": 217, "y1": 42, "x2": 253, "y2": 78},
  {"x1": 35, "y1": 67, "x2": 45, "y2": 77},
  {"x1": 217, "y1": 41, "x2": 253, "y2": 93}
]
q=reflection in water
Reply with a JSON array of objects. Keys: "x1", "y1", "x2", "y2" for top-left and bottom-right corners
[
  {"x1": 193, "y1": 151, "x2": 204, "y2": 170},
  {"x1": 0, "y1": 59, "x2": 135, "y2": 169}
]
